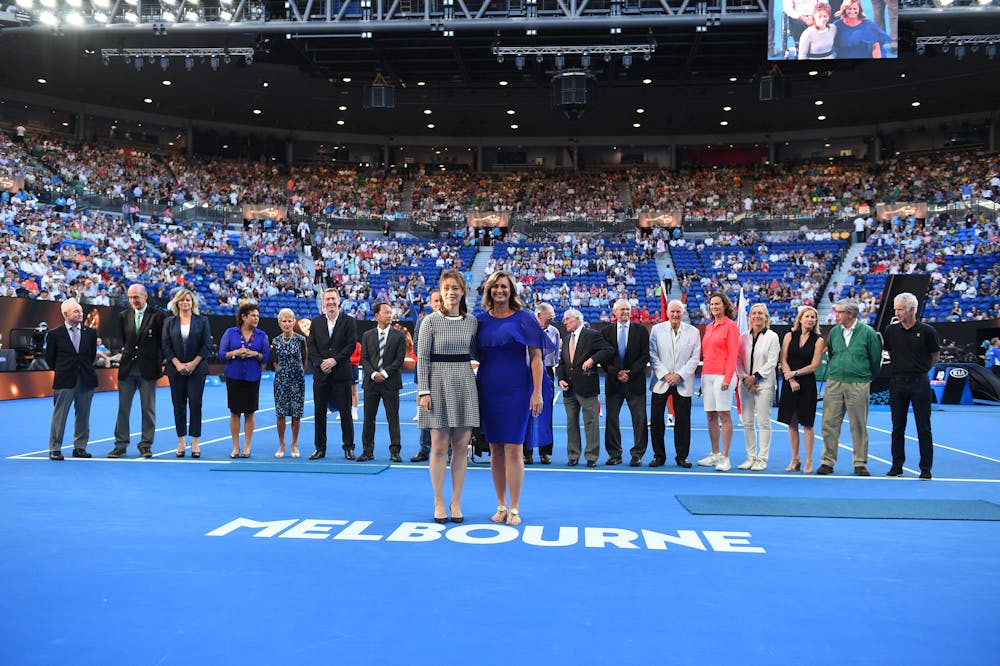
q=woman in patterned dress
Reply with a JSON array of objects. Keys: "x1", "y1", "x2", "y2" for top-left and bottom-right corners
[
  {"x1": 272, "y1": 308, "x2": 306, "y2": 458},
  {"x1": 416, "y1": 269, "x2": 479, "y2": 524}
]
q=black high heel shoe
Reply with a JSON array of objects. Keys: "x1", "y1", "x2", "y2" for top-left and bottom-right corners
[
  {"x1": 192, "y1": 450, "x2": 201, "y2": 459},
  {"x1": 434, "y1": 516, "x2": 448, "y2": 524},
  {"x1": 176, "y1": 450, "x2": 185, "y2": 458}
]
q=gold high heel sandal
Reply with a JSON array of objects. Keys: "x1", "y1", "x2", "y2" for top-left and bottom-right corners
[
  {"x1": 786, "y1": 459, "x2": 801, "y2": 472},
  {"x1": 491, "y1": 506, "x2": 508, "y2": 523}
]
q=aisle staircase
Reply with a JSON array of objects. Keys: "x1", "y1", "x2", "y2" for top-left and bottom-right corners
[{"x1": 818, "y1": 239, "x2": 867, "y2": 321}]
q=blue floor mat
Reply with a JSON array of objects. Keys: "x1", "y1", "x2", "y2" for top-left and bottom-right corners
[
  {"x1": 211, "y1": 462, "x2": 389, "y2": 474},
  {"x1": 676, "y1": 494, "x2": 1000, "y2": 520}
]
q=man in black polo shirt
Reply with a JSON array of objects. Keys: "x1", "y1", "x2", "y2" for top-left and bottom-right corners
[{"x1": 883, "y1": 292, "x2": 940, "y2": 480}]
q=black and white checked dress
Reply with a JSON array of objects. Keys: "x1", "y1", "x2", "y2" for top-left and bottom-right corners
[{"x1": 416, "y1": 312, "x2": 480, "y2": 429}]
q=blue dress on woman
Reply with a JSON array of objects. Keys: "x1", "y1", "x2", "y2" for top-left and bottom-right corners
[{"x1": 475, "y1": 309, "x2": 557, "y2": 446}]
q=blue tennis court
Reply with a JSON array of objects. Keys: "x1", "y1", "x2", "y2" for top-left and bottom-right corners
[{"x1": 2, "y1": 375, "x2": 998, "y2": 665}]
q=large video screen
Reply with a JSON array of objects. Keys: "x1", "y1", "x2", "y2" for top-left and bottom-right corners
[{"x1": 768, "y1": 0, "x2": 897, "y2": 60}]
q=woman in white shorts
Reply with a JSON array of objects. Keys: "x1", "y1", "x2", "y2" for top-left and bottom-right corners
[{"x1": 698, "y1": 293, "x2": 740, "y2": 471}]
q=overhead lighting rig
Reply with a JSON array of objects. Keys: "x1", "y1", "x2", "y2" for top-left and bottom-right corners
[{"x1": 100, "y1": 47, "x2": 255, "y2": 67}]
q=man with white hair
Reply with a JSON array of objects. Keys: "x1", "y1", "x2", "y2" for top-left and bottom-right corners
[
  {"x1": 817, "y1": 299, "x2": 883, "y2": 477},
  {"x1": 883, "y1": 292, "x2": 939, "y2": 480},
  {"x1": 601, "y1": 299, "x2": 650, "y2": 466},
  {"x1": 45, "y1": 298, "x2": 98, "y2": 460},
  {"x1": 648, "y1": 300, "x2": 701, "y2": 468},
  {"x1": 557, "y1": 309, "x2": 613, "y2": 467}
]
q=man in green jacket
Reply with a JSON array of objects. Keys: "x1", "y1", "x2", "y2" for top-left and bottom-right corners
[{"x1": 817, "y1": 299, "x2": 883, "y2": 476}]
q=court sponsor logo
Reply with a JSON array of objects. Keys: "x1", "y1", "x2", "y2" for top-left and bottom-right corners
[
  {"x1": 206, "y1": 518, "x2": 765, "y2": 553},
  {"x1": 948, "y1": 368, "x2": 969, "y2": 379}
]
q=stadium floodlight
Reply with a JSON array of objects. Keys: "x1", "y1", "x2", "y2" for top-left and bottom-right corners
[
  {"x1": 39, "y1": 10, "x2": 57, "y2": 24},
  {"x1": 15, "y1": 0, "x2": 34, "y2": 9},
  {"x1": 66, "y1": 11, "x2": 84, "y2": 24},
  {"x1": 124, "y1": 10, "x2": 139, "y2": 21}
]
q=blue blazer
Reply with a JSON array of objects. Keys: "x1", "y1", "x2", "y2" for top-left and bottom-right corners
[{"x1": 161, "y1": 314, "x2": 213, "y2": 377}]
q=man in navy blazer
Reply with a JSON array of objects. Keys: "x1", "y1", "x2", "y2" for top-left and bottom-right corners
[
  {"x1": 601, "y1": 299, "x2": 651, "y2": 466},
  {"x1": 307, "y1": 288, "x2": 358, "y2": 460},
  {"x1": 557, "y1": 309, "x2": 614, "y2": 467},
  {"x1": 109, "y1": 283, "x2": 164, "y2": 459},
  {"x1": 359, "y1": 302, "x2": 407, "y2": 462},
  {"x1": 45, "y1": 298, "x2": 98, "y2": 460}
]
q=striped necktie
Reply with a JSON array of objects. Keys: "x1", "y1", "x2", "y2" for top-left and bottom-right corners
[{"x1": 378, "y1": 329, "x2": 387, "y2": 370}]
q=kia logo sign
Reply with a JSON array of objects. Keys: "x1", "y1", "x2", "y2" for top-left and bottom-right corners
[{"x1": 949, "y1": 368, "x2": 969, "y2": 379}]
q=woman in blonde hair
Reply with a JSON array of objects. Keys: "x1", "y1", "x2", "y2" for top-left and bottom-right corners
[
  {"x1": 162, "y1": 288, "x2": 213, "y2": 458},
  {"x1": 736, "y1": 304, "x2": 781, "y2": 471},
  {"x1": 777, "y1": 305, "x2": 826, "y2": 473},
  {"x1": 272, "y1": 308, "x2": 306, "y2": 458}
]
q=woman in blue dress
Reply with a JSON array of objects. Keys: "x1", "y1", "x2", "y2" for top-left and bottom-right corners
[
  {"x1": 832, "y1": 0, "x2": 891, "y2": 58},
  {"x1": 476, "y1": 270, "x2": 553, "y2": 526}
]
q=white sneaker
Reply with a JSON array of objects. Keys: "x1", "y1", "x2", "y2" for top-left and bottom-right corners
[
  {"x1": 351, "y1": 407, "x2": 359, "y2": 420},
  {"x1": 715, "y1": 456, "x2": 732, "y2": 472},
  {"x1": 412, "y1": 413, "x2": 419, "y2": 422},
  {"x1": 750, "y1": 459, "x2": 768, "y2": 471},
  {"x1": 666, "y1": 416, "x2": 675, "y2": 428},
  {"x1": 737, "y1": 458, "x2": 755, "y2": 470},
  {"x1": 697, "y1": 453, "x2": 720, "y2": 467}
]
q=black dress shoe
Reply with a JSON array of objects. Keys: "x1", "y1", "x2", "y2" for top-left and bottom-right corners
[
  {"x1": 344, "y1": 449, "x2": 356, "y2": 461},
  {"x1": 524, "y1": 454, "x2": 534, "y2": 465},
  {"x1": 605, "y1": 457, "x2": 622, "y2": 466},
  {"x1": 567, "y1": 459, "x2": 579, "y2": 467},
  {"x1": 816, "y1": 464, "x2": 834, "y2": 475},
  {"x1": 72, "y1": 449, "x2": 92, "y2": 458},
  {"x1": 649, "y1": 458, "x2": 666, "y2": 467},
  {"x1": 919, "y1": 470, "x2": 932, "y2": 480},
  {"x1": 628, "y1": 456, "x2": 642, "y2": 467},
  {"x1": 107, "y1": 449, "x2": 127, "y2": 459},
  {"x1": 308, "y1": 450, "x2": 326, "y2": 460},
  {"x1": 854, "y1": 466, "x2": 871, "y2": 477},
  {"x1": 674, "y1": 458, "x2": 692, "y2": 468},
  {"x1": 410, "y1": 452, "x2": 429, "y2": 462},
  {"x1": 357, "y1": 453, "x2": 374, "y2": 462},
  {"x1": 49, "y1": 451, "x2": 64, "y2": 460},
  {"x1": 586, "y1": 460, "x2": 597, "y2": 467},
  {"x1": 390, "y1": 453, "x2": 402, "y2": 463},
  {"x1": 139, "y1": 450, "x2": 153, "y2": 459},
  {"x1": 886, "y1": 467, "x2": 904, "y2": 477},
  {"x1": 539, "y1": 454, "x2": 552, "y2": 464}
]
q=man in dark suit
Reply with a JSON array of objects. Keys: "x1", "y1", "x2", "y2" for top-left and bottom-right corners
[
  {"x1": 359, "y1": 302, "x2": 407, "y2": 462},
  {"x1": 556, "y1": 309, "x2": 614, "y2": 467},
  {"x1": 307, "y1": 287, "x2": 358, "y2": 460},
  {"x1": 601, "y1": 299, "x2": 650, "y2": 466},
  {"x1": 46, "y1": 298, "x2": 98, "y2": 460},
  {"x1": 109, "y1": 283, "x2": 164, "y2": 459}
]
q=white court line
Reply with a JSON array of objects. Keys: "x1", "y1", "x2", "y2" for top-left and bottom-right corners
[{"x1": 863, "y1": 422, "x2": 1000, "y2": 464}]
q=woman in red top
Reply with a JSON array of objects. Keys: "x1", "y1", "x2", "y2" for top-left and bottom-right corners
[{"x1": 697, "y1": 292, "x2": 740, "y2": 472}]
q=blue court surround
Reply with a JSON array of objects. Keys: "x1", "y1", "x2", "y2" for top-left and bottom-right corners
[{"x1": 2, "y1": 373, "x2": 999, "y2": 665}]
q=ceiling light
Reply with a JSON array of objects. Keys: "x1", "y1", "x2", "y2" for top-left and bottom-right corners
[
  {"x1": 815, "y1": 100, "x2": 824, "y2": 106},
  {"x1": 506, "y1": 109, "x2": 515, "y2": 115},
  {"x1": 423, "y1": 109, "x2": 432, "y2": 115},
  {"x1": 252, "y1": 108, "x2": 261, "y2": 115},
  {"x1": 39, "y1": 11, "x2": 58, "y2": 24},
  {"x1": 337, "y1": 120, "x2": 345, "y2": 125},
  {"x1": 417, "y1": 81, "x2": 426, "y2": 86},
  {"x1": 510, "y1": 124, "x2": 519, "y2": 129},
  {"x1": 338, "y1": 105, "x2": 347, "y2": 111},
  {"x1": 143, "y1": 98, "x2": 153, "y2": 103},
  {"x1": 636, "y1": 108, "x2": 644, "y2": 114},
  {"x1": 262, "y1": 81, "x2": 269, "y2": 88},
  {"x1": 720, "y1": 121, "x2": 729, "y2": 126},
  {"x1": 642, "y1": 78, "x2": 652, "y2": 84},
  {"x1": 632, "y1": 123, "x2": 641, "y2": 128},
  {"x1": 723, "y1": 106, "x2": 732, "y2": 112},
  {"x1": 817, "y1": 115, "x2": 826, "y2": 120},
  {"x1": 911, "y1": 101, "x2": 921, "y2": 107},
  {"x1": 37, "y1": 78, "x2": 47, "y2": 84},
  {"x1": 498, "y1": 80, "x2": 508, "y2": 86},
  {"x1": 162, "y1": 80, "x2": 171, "y2": 85},
  {"x1": 342, "y1": 77, "x2": 352, "y2": 83},
  {"x1": 729, "y1": 76, "x2": 737, "y2": 82},
  {"x1": 427, "y1": 123, "x2": 435, "y2": 129},
  {"x1": 808, "y1": 70, "x2": 819, "y2": 76}
]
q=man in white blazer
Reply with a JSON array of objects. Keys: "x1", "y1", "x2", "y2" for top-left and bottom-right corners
[{"x1": 649, "y1": 300, "x2": 701, "y2": 467}]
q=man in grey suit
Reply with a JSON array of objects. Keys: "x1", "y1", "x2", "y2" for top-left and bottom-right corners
[
  {"x1": 109, "y1": 283, "x2": 164, "y2": 459},
  {"x1": 307, "y1": 288, "x2": 358, "y2": 460},
  {"x1": 648, "y1": 300, "x2": 702, "y2": 468},
  {"x1": 46, "y1": 298, "x2": 98, "y2": 460},
  {"x1": 556, "y1": 309, "x2": 614, "y2": 467},
  {"x1": 359, "y1": 302, "x2": 407, "y2": 462}
]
